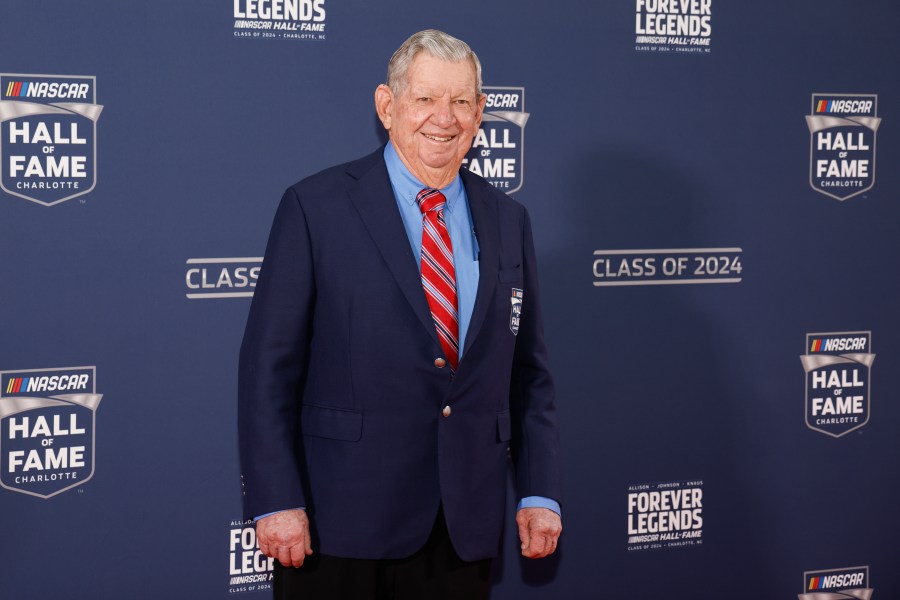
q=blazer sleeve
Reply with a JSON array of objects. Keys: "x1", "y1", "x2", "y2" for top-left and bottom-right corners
[
  {"x1": 238, "y1": 187, "x2": 316, "y2": 520},
  {"x1": 509, "y1": 206, "x2": 563, "y2": 506}
]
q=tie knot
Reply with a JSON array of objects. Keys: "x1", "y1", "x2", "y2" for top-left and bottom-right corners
[{"x1": 416, "y1": 188, "x2": 446, "y2": 214}]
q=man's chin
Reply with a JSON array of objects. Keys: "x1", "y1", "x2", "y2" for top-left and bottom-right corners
[{"x1": 417, "y1": 152, "x2": 464, "y2": 173}]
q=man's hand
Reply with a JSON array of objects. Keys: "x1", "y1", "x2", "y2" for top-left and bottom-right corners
[
  {"x1": 516, "y1": 507, "x2": 562, "y2": 559},
  {"x1": 256, "y1": 509, "x2": 313, "y2": 568}
]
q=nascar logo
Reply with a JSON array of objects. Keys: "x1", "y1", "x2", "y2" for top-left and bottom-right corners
[
  {"x1": 4, "y1": 80, "x2": 91, "y2": 99},
  {"x1": 0, "y1": 366, "x2": 102, "y2": 499},
  {"x1": 814, "y1": 98, "x2": 874, "y2": 115},
  {"x1": 808, "y1": 336, "x2": 868, "y2": 353},
  {"x1": 800, "y1": 566, "x2": 871, "y2": 600},
  {"x1": 808, "y1": 573, "x2": 864, "y2": 590},
  {"x1": 5, "y1": 373, "x2": 90, "y2": 394}
]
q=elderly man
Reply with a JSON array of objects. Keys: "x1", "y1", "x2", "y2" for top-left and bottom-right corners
[{"x1": 239, "y1": 29, "x2": 561, "y2": 599}]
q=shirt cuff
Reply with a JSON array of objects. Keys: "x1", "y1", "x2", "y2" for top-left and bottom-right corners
[
  {"x1": 517, "y1": 496, "x2": 561, "y2": 516},
  {"x1": 254, "y1": 508, "x2": 304, "y2": 522}
]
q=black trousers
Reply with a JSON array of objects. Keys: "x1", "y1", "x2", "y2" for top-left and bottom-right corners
[{"x1": 273, "y1": 509, "x2": 492, "y2": 600}]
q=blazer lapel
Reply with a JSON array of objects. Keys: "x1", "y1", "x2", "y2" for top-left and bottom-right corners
[
  {"x1": 346, "y1": 151, "x2": 441, "y2": 349},
  {"x1": 460, "y1": 170, "x2": 499, "y2": 359}
]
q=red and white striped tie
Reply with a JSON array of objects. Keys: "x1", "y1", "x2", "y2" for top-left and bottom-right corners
[{"x1": 417, "y1": 188, "x2": 459, "y2": 371}]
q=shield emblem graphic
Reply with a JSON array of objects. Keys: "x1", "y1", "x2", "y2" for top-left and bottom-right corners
[
  {"x1": 806, "y1": 94, "x2": 880, "y2": 201},
  {"x1": 800, "y1": 332, "x2": 874, "y2": 438},
  {"x1": 0, "y1": 74, "x2": 103, "y2": 206},
  {"x1": 465, "y1": 86, "x2": 529, "y2": 194},
  {"x1": 0, "y1": 367, "x2": 102, "y2": 498},
  {"x1": 509, "y1": 288, "x2": 523, "y2": 335}
]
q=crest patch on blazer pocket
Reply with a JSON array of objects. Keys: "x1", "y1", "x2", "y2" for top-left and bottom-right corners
[{"x1": 509, "y1": 288, "x2": 523, "y2": 335}]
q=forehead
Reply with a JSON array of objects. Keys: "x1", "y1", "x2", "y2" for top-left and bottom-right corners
[{"x1": 403, "y1": 53, "x2": 477, "y2": 95}]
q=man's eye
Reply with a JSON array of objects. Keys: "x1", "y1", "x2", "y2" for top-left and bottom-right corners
[
  {"x1": 455, "y1": 99, "x2": 470, "y2": 106},
  {"x1": 417, "y1": 97, "x2": 431, "y2": 103}
]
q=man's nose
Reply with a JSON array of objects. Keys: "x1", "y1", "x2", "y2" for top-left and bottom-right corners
[{"x1": 431, "y1": 99, "x2": 455, "y2": 127}]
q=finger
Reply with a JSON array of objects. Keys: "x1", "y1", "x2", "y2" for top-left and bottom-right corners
[
  {"x1": 276, "y1": 545, "x2": 293, "y2": 568},
  {"x1": 539, "y1": 535, "x2": 555, "y2": 558},
  {"x1": 289, "y1": 543, "x2": 306, "y2": 568},
  {"x1": 533, "y1": 521, "x2": 562, "y2": 540},
  {"x1": 525, "y1": 532, "x2": 547, "y2": 558},
  {"x1": 516, "y1": 515, "x2": 530, "y2": 550},
  {"x1": 304, "y1": 532, "x2": 314, "y2": 556}
]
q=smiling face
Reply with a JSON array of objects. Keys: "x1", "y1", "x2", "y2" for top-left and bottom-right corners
[{"x1": 375, "y1": 53, "x2": 486, "y2": 189}]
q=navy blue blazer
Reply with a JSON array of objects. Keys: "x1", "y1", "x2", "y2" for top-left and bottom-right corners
[{"x1": 238, "y1": 147, "x2": 561, "y2": 561}]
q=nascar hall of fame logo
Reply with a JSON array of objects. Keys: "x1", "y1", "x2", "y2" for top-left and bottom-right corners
[
  {"x1": 800, "y1": 332, "x2": 875, "y2": 438},
  {"x1": 185, "y1": 257, "x2": 261, "y2": 299},
  {"x1": 635, "y1": 0, "x2": 712, "y2": 54},
  {"x1": 806, "y1": 94, "x2": 880, "y2": 201},
  {"x1": 233, "y1": 0, "x2": 326, "y2": 40},
  {"x1": 799, "y1": 566, "x2": 873, "y2": 600},
  {"x1": 0, "y1": 367, "x2": 102, "y2": 498},
  {"x1": 228, "y1": 519, "x2": 274, "y2": 594},
  {"x1": 463, "y1": 87, "x2": 529, "y2": 193},
  {"x1": 0, "y1": 74, "x2": 103, "y2": 206},
  {"x1": 509, "y1": 288, "x2": 522, "y2": 336},
  {"x1": 626, "y1": 479, "x2": 703, "y2": 551}
]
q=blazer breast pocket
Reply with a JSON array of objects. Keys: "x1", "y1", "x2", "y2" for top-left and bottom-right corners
[{"x1": 498, "y1": 264, "x2": 522, "y2": 283}]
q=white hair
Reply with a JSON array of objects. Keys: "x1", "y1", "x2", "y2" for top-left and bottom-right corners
[{"x1": 386, "y1": 29, "x2": 482, "y2": 95}]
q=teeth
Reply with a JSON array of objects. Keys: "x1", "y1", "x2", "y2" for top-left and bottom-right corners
[{"x1": 423, "y1": 134, "x2": 453, "y2": 142}]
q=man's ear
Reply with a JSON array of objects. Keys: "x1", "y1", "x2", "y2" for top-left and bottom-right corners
[
  {"x1": 474, "y1": 92, "x2": 487, "y2": 129},
  {"x1": 374, "y1": 84, "x2": 393, "y2": 130}
]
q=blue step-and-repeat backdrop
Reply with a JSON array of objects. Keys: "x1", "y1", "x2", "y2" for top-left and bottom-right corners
[{"x1": 2, "y1": 1, "x2": 898, "y2": 598}]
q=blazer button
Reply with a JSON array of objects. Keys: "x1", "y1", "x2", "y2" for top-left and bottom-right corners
[
  {"x1": 442, "y1": 405, "x2": 452, "y2": 417},
  {"x1": 434, "y1": 358, "x2": 446, "y2": 368}
]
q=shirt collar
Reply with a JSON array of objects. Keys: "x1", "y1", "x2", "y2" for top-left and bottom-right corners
[{"x1": 383, "y1": 141, "x2": 462, "y2": 211}]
